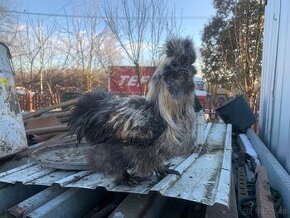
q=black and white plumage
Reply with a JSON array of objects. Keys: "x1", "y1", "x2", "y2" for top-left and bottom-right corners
[{"x1": 68, "y1": 37, "x2": 198, "y2": 184}]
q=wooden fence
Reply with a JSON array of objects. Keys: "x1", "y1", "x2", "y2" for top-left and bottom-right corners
[{"x1": 18, "y1": 93, "x2": 60, "y2": 111}]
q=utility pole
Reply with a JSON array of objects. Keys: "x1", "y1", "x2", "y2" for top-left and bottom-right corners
[{"x1": 38, "y1": 17, "x2": 44, "y2": 94}]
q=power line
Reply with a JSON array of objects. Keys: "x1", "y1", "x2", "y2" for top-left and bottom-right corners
[
  {"x1": 4, "y1": 9, "x2": 210, "y2": 20},
  {"x1": 42, "y1": 0, "x2": 74, "y2": 20}
]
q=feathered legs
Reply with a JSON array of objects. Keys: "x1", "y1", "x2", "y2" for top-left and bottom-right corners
[
  {"x1": 115, "y1": 171, "x2": 145, "y2": 186},
  {"x1": 155, "y1": 163, "x2": 181, "y2": 178}
]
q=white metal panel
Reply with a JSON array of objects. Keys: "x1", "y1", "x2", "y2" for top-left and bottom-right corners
[
  {"x1": 259, "y1": 0, "x2": 290, "y2": 173},
  {"x1": 259, "y1": 0, "x2": 281, "y2": 149},
  {"x1": 0, "y1": 43, "x2": 28, "y2": 158},
  {"x1": 278, "y1": 0, "x2": 290, "y2": 172},
  {"x1": 271, "y1": 0, "x2": 290, "y2": 168}
]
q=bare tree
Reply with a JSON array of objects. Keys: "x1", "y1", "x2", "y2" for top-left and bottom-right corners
[
  {"x1": 50, "y1": 1, "x2": 120, "y2": 91},
  {"x1": 146, "y1": 0, "x2": 182, "y2": 67},
  {"x1": 0, "y1": 1, "x2": 20, "y2": 46},
  {"x1": 6, "y1": 0, "x2": 180, "y2": 96},
  {"x1": 102, "y1": 0, "x2": 182, "y2": 95},
  {"x1": 12, "y1": 15, "x2": 58, "y2": 93},
  {"x1": 102, "y1": 0, "x2": 149, "y2": 95}
]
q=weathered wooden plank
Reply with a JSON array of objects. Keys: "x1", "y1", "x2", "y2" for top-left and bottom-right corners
[
  {"x1": 23, "y1": 98, "x2": 78, "y2": 120},
  {"x1": 25, "y1": 125, "x2": 67, "y2": 135},
  {"x1": 255, "y1": 166, "x2": 276, "y2": 218}
]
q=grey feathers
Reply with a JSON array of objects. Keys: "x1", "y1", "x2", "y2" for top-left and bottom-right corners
[{"x1": 68, "y1": 91, "x2": 166, "y2": 146}]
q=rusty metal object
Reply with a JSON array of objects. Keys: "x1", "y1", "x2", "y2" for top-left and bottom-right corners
[
  {"x1": 26, "y1": 116, "x2": 61, "y2": 130},
  {"x1": 25, "y1": 188, "x2": 106, "y2": 218},
  {"x1": 0, "y1": 183, "x2": 45, "y2": 215},
  {"x1": 7, "y1": 185, "x2": 66, "y2": 217},
  {"x1": 31, "y1": 143, "x2": 93, "y2": 170},
  {"x1": 24, "y1": 110, "x2": 72, "y2": 144},
  {"x1": 0, "y1": 42, "x2": 27, "y2": 159},
  {"x1": 29, "y1": 111, "x2": 72, "y2": 124},
  {"x1": 25, "y1": 116, "x2": 63, "y2": 142}
]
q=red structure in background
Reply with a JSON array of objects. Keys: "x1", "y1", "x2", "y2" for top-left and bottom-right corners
[
  {"x1": 194, "y1": 77, "x2": 207, "y2": 108},
  {"x1": 109, "y1": 66, "x2": 155, "y2": 95},
  {"x1": 108, "y1": 66, "x2": 208, "y2": 108}
]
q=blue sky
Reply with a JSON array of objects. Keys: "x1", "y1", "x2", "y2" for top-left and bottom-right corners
[
  {"x1": 18, "y1": 0, "x2": 215, "y2": 48},
  {"x1": 12, "y1": 0, "x2": 216, "y2": 70}
]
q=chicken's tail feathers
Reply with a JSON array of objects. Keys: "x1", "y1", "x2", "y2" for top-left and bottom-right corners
[
  {"x1": 165, "y1": 37, "x2": 196, "y2": 66},
  {"x1": 68, "y1": 90, "x2": 113, "y2": 143}
]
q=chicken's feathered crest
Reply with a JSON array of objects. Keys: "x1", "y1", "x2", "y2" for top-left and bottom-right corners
[{"x1": 164, "y1": 37, "x2": 196, "y2": 66}]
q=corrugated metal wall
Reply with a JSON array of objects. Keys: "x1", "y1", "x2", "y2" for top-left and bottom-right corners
[{"x1": 259, "y1": 0, "x2": 290, "y2": 173}]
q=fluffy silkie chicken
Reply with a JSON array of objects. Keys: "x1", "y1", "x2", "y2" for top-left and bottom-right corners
[{"x1": 68, "y1": 37, "x2": 198, "y2": 184}]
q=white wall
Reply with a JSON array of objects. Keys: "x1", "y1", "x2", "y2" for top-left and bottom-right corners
[{"x1": 259, "y1": 0, "x2": 290, "y2": 173}]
